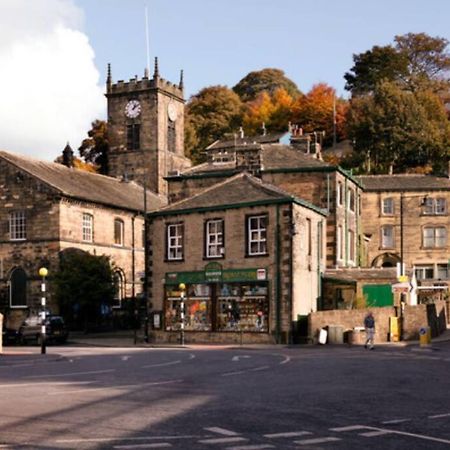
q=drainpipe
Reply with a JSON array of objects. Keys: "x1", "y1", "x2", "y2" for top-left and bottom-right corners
[
  {"x1": 344, "y1": 177, "x2": 348, "y2": 266},
  {"x1": 317, "y1": 220, "x2": 323, "y2": 310},
  {"x1": 275, "y1": 205, "x2": 281, "y2": 344},
  {"x1": 288, "y1": 204, "x2": 294, "y2": 344}
]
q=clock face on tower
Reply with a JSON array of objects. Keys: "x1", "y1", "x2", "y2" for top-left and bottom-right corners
[
  {"x1": 167, "y1": 102, "x2": 177, "y2": 121},
  {"x1": 125, "y1": 100, "x2": 141, "y2": 118}
]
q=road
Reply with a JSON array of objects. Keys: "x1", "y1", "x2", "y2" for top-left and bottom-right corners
[{"x1": 0, "y1": 341, "x2": 450, "y2": 449}]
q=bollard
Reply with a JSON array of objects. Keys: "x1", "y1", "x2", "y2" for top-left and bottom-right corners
[{"x1": 419, "y1": 327, "x2": 431, "y2": 347}]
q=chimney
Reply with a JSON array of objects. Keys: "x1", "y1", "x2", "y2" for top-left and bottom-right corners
[{"x1": 62, "y1": 143, "x2": 74, "y2": 168}]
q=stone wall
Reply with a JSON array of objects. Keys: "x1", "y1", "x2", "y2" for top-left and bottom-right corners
[{"x1": 403, "y1": 301, "x2": 448, "y2": 339}]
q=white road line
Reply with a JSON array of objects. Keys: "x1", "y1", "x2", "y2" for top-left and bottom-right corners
[
  {"x1": 204, "y1": 427, "x2": 239, "y2": 436},
  {"x1": 114, "y1": 444, "x2": 171, "y2": 449},
  {"x1": 198, "y1": 437, "x2": 247, "y2": 444},
  {"x1": 429, "y1": 413, "x2": 450, "y2": 419},
  {"x1": 381, "y1": 419, "x2": 411, "y2": 424},
  {"x1": 188, "y1": 353, "x2": 196, "y2": 359},
  {"x1": 360, "y1": 430, "x2": 394, "y2": 437},
  {"x1": 279, "y1": 355, "x2": 291, "y2": 365},
  {"x1": 25, "y1": 369, "x2": 116, "y2": 379},
  {"x1": 294, "y1": 437, "x2": 341, "y2": 445},
  {"x1": 141, "y1": 361, "x2": 181, "y2": 369},
  {"x1": 56, "y1": 435, "x2": 202, "y2": 444},
  {"x1": 222, "y1": 370, "x2": 247, "y2": 377},
  {"x1": 228, "y1": 445, "x2": 275, "y2": 450},
  {"x1": 264, "y1": 431, "x2": 312, "y2": 438},
  {"x1": 0, "y1": 381, "x2": 91, "y2": 389},
  {"x1": 329, "y1": 425, "x2": 367, "y2": 432},
  {"x1": 249, "y1": 366, "x2": 269, "y2": 372}
]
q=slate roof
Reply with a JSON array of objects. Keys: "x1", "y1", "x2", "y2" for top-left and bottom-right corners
[
  {"x1": 152, "y1": 172, "x2": 326, "y2": 216},
  {"x1": 358, "y1": 174, "x2": 450, "y2": 192},
  {"x1": 0, "y1": 150, "x2": 165, "y2": 212},
  {"x1": 206, "y1": 132, "x2": 288, "y2": 150}
]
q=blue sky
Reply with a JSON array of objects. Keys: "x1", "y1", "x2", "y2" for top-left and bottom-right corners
[
  {"x1": 0, "y1": 0, "x2": 449, "y2": 160},
  {"x1": 76, "y1": 0, "x2": 450, "y2": 99}
]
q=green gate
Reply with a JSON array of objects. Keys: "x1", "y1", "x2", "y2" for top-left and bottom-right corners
[{"x1": 362, "y1": 284, "x2": 393, "y2": 307}]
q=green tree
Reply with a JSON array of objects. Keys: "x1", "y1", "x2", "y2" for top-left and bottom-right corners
[
  {"x1": 233, "y1": 68, "x2": 301, "y2": 102},
  {"x1": 53, "y1": 250, "x2": 116, "y2": 331},
  {"x1": 79, "y1": 119, "x2": 109, "y2": 174},
  {"x1": 185, "y1": 86, "x2": 243, "y2": 163},
  {"x1": 346, "y1": 81, "x2": 450, "y2": 173}
]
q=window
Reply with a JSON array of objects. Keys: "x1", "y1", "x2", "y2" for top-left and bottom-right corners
[
  {"x1": 167, "y1": 121, "x2": 176, "y2": 153},
  {"x1": 348, "y1": 188, "x2": 355, "y2": 212},
  {"x1": 337, "y1": 181, "x2": 343, "y2": 206},
  {"x1": 205, "y1": 219, "x2": 224, "y2": 258},
  {"x1": 436, "y1": 264, "x2": 449, "y2": 280},
  {"x1": 382, "y1": 198, "x2": 394, "y2": 215},
  {"x1": 348, "y1": 229, "x2": 355, "y2": 262},
  {"x1": 9, "y1": 211, "x2": 26, "y2": 240},
  {"x1": 247, "y1": 215, "x2": 267, "y2": 256},
  {"x1": 9, "y1": 267, "x2": 27, "y2": 307},
  {"x1": 415, "y1": 265, "x2": 434, "y2": 280},
  {"x1": 82, "y1": 213, "x2": 93, "y2": 242},
  {"x1": 381, "y1": 225, "x2": 394, "y2": 248},
  {"x1": 306, "y1": 218, "x2": 312, "y2": 256},
  {"x1": 337, "y1": 225, "x2": 343, "y2": 260},
  {"x1": 167, "y1": 223, "x2": 184, "y2": 260},
  {"x1": 423, "y1": 198, "x2": 447, "y2": 215},
  {"x1": 126, "y1": 124, "x2": 140, "y2": 150},
  {"x1": 423, "y1": 226, "x2": 447, "y2": 248},
  {"x1": 113, "y1": 271, "x2": 124, "y2": 308},
  {"x1": 114, "y1": 219, "x2": 124, "y2": 246}
]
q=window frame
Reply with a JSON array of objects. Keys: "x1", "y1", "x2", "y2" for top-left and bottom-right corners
[
  {"x1": 382, "y1": 197, "x2": 394, "y2": 215},
  {"x1": 337, "y1": 225, "x2": 343, "y2": 261},
  {"x1": 347, "y1": 188, "x2": 355, "y2": 212},
  {"x1": 166, "y1": 222, "x2": 184, "y2": 261},
  {"x1": 381, "y1": 224, "x2": 395, "y2": 249},
  {"x1": 126, "y1": 123, "x2": 141, "y2": 150},
  {"x1": 422, "y1": 226, "x2": 447, "y2": 248},
  {"x1": 9, "y1": 211, "x2": 26, "y2": 241},
  {"x1": 337, "y1": 181, "x2": 343, "y2": 206},
  {"x1": 114, "y1": 218, "x2": 124, "y2": 246},
  {"x1": 246, "y1": 214, "x2": 268, "y2": 257},
  {"x1": 82, "y1": 213, "x2": 94, "y2": 243},
  {"x1": 204, "y1": 218, "x2": 225, "y2": 259}
]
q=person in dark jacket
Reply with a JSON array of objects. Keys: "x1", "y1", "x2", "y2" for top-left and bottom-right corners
[{"x1": 364, "y1": 311, "x2": 375, "y2": 350}]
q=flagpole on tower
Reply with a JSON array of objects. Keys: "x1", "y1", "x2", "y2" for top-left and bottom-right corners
[{"x1": 145, "y1": 4, "x2": 151, "y2": 75}]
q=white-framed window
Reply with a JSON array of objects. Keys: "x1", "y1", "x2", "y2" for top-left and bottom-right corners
[
  {"x1": 382, "y1": 198, "x2": 394, "y2": 215},
  {"x1": 423, "y1": 226, "x2": 447, "y2": 248},
  {"x1": 337, "y1": 225, "x2": 343, "y2": 261},
  {"x1": 82, "y1": 213, "x2": 93, "y2": 242},
  {"x1": 436, "y1": 264, "x2": 449, "y2": 280},
  {"x1": 415, "y1": 265, "x2": 434, "y2": 280},
  {"x1": 348, "y1": 229, "x2": 355, "y2": 262},
  {"x1": 306, "y1": 218, "x2": 312, "y2": 256},
  {"x1": 9, "y1": 211, "x2": 26, "y2": 241},
  {"x1": 167, "y1": 223, "x2": 184, "y2": 260},
  {"x1": 205, "y1": 219, "x2": 224, "y2": 258},
  {"x1": 348, "y1": 188, "x2": 355, "y2": 212},
  {"x1": 337, "y1": 181, "x2": 343, "y2": 206},
  {"x1": 113, "y1": 271, "x2": 124, "y2": 308},
  {"x1": 381, "y1": 225, "x2": 394, "y2": 248},
  {"x1": 114, "y1": 219, "x2": 124, "y2": 246},
  {"x1": 247, "y1": 215, "x2": 267, "y2": 256},
  {"x1": 423, "y1": 198, "x2": 447, "y2": 215}
]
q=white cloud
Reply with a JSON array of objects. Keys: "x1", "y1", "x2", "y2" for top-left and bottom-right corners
[{"x1": 0, "y1": 0, "x2": 104, "y2": 161}]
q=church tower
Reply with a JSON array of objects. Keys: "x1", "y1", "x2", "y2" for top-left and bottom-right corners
[{"x1": 105, "y1": 59, "x2": 191, "y2": 195}]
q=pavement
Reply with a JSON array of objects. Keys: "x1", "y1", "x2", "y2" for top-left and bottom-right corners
[{"x1": 2, "y1": 327, "x2": 450, "y2": 356}]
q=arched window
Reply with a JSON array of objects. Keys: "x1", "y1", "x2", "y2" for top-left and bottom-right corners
[
  {"x1": 9, "y1": 267, "x2": 27, "y2": 307},
  {"x1": 113, "y1": 271, "x2": 124, "y2": 308}
]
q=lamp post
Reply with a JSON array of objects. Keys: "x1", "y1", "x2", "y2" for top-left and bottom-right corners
[
  {"x1": 179, "y1": 283, "x2": 186, "y2": 346},
  {"x1": 38, "y1": 267, "x2": 48, "y2": 354}
]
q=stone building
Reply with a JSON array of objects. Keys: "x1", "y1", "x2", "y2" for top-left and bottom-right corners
[
  {"x1": 358, "y1": 174, "x2": 450, "y2": 302},
  {"x1": 147, "y1": 173, "x2": 326, "y2": 344},
  {"x1": 0, "y1": 150, "x2": 163, "y2": 327}
]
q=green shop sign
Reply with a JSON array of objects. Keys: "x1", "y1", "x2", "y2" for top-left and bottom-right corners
[{"x1": 165, "y1": 266, "x2": 267, "y2": 285}]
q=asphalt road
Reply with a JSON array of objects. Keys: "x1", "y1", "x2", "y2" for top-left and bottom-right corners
[{"x1": 1, "y1": 342, "x2": 450, "y2": 449}]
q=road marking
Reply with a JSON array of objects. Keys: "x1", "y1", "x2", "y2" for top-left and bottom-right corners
[
  {"x1": 25, "y1": 369, "x2": 115, "y2": 379},
  {"x1": 222, "y1": 370, "x2": 247, "y2": 377},
  {"x1": 279, "y1": 355, "x2": 290, "y2": 365},
  {"x1": 114, "y1": 444, "x2": 171, "y2": 449},
  {"x1": 264, "y1": 431, "x2": 312, "y2": 438},
  {"x1": 204, "y1": 427, "x2": 239, "y2": 436},
  {"x1": 232, "y1": 355, "x2": 251, "y2": 362},
  {"x1": 188, "y1": 353, "x2": 196, "y2": 359},
  {"x1": 141, "y1": 360, "x2": 181, "y2": 369},
  {"x1": 381, "y1": 419, "x2": 411, "y2": 424},
  {"x1": 360, "y1": 430, "x2": 393, "y2": 437},
  {"x1": 198, "y1": 437, "x2": 247, "y2": 444},
  {"x1": 56, "y1": 435, "x2": 202, "y2": 444},
  {"x1": 330, "y1": 425, "x2": 366, "y2": 432},
  {"x1": 121, "y1": 356, "x2": 130, "y2": 361},
  {"x1": 294, "y1": 437, "x2": 341, "y2": 445},
  {"x1": 0, "y1": 381, "x2": 91, "y2": 389},
  {"x1": 228, "y1": 445, "x2": 275, "y2": 450},
  {"x1": 429, "y1": 413, "x2": 450, "y2": 419}
]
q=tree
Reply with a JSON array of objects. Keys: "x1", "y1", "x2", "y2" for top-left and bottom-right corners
[
  {"x1": 185, "y1": 86, "x2": 243, "y2": 163},
  {"x1": 79, "y1": 119, "x2": 109, "y2": 174},
  {"x1": 346, "y1": 81, "x2": 450, "y2": 173},
  {"x1": 292, "y1": 83, "x2": 348, "y2": 147},
  {"x1": 345, "y1": 33, "x2": 450, "y2": 95},
  {"x1": 53, "y1": 250, "x2": 116, "y2": 331},
  {"x1": 233, "y1": 68, "x2": 301, "y2": 102}
]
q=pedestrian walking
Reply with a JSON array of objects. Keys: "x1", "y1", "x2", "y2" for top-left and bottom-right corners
[{"x1": 364, "y1": 311, "x2": 375, "y2": 350}]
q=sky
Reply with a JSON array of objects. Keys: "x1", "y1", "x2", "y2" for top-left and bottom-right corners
[{"x1": 0, "y1": 0, "x2": 449, "y2": 161}]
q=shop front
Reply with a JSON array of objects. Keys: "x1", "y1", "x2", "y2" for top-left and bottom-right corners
[{"x1": 160, "y1": 263, "x2": 271, "y2": 343}]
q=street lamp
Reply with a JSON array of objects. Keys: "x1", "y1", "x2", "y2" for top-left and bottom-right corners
[
  {"x1": 179, "y1": 283, "x2": 186, "y2": 346},
  {"x1": 38, "y1": 267, "x2": 48, "y2": 355}
]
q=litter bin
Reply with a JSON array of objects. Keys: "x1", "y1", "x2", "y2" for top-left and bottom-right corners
[
  {"x1": 328, "y1": 325, "x2": 344, "y2": 344},
  {"x1": 352, "y1": 327, "x2": 366, "y2": 345},
  {"x1": 390, "y1": 316, "x2": 401, "y2": 342},
  {"x1": 419, "y1": 327, "x2": 431, "y2": 347}
]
